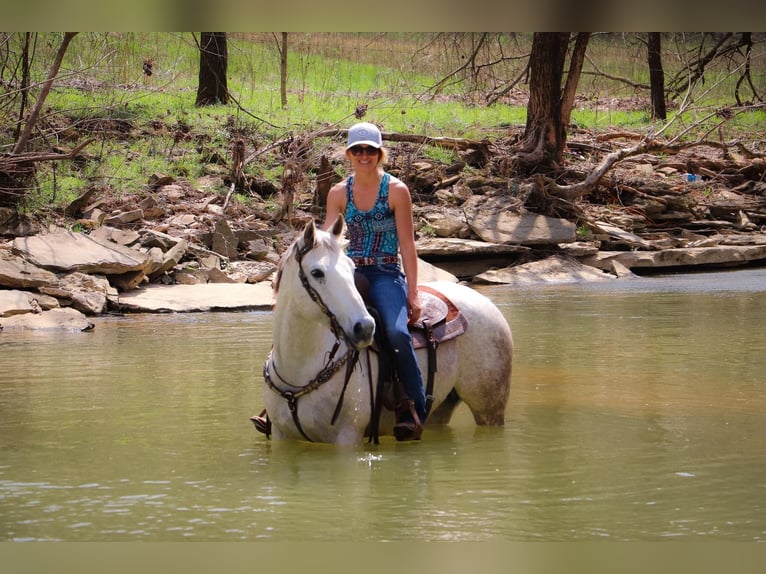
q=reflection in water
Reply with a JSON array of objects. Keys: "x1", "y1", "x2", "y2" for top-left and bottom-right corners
[{"x1": 1, "y1": 269, "x2": 766, "y2": 540}]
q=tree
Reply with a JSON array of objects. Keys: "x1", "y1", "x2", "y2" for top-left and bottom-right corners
[
  {"x1": 1, "y1": 33, "x2": 91, "y2": 209},
  {"x1": 517, "y1": 32, "x2": 590, "y2": 172},
  {"x1": 647, "y1": 33, "x2": 667, "y2": 120},
  {"x1": 13, "y1": 32, "x2": 77, "y2": 154},
  {"x1": 196, "y1": 32, "x2": 228, "y2": 106},
  {"x1": 275, "y1": 32, "x2": 288, "y2": 108}
]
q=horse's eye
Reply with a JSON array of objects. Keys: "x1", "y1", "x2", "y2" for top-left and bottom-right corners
[{"x1": 310, "y1": 269, "x2": 325, "y2": 280}]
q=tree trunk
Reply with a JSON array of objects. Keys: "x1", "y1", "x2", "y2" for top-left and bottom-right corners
[
  {"x1": 279, "y1": 33, "x2": 288, "y2": 108},
  {"x1": 519, "y1": 32, "x2": 570, "y2": 172},
  {"x1": 560, "y1": 32, "x2": 590, "y2": 129},
  {"x1": 196, "y1": 32, "x2": 229, "y2": 106},
  {"x1": 647, "y1": 33, "x2": 667, "y2": 120}
]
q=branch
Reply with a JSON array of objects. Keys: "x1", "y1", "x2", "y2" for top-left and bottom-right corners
[
  {"x1": 550, "y1": 131, "x2": 764, "y2": 201},
  {"x1": 425, "y1": 33, "x2": 488, "y2": 96},
  {"x1": 12, "y1": 32, "x2": 77, "y2": 154},
  {"x1": 1, "y1": 138, "x2": 94, "y2": 167},
  {"x1": 583, "y1": 53, "x2": 650, "y2": 90}
]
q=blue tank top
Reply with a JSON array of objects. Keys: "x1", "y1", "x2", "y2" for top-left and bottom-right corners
[{"x1": 344, "y1": 173, "x2": 399, "y2": 265}]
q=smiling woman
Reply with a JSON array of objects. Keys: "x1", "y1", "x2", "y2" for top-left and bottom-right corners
[{"x1": 324, "y1": 122, "x2": 427, "y2": 439}]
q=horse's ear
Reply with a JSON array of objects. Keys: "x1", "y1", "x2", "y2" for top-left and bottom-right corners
[
  {"x1": 301, "y1": 218, "x2": 316, "y2": 249},
  {"x1": 331, "y1": 213, "x2": 344, "y2": 239}
]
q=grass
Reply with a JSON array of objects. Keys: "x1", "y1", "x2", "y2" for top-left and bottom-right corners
[{"x1": 2, "y1": 32, "x2": 764, "y2": 210}]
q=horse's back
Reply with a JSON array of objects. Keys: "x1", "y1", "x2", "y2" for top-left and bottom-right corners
[{"x1": 421, "y1": 281, "x2": 512, "y2": 425}]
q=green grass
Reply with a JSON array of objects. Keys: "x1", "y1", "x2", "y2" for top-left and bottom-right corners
[{"x1": 2, "y1": 32, "x2": 764, "y2": 211}]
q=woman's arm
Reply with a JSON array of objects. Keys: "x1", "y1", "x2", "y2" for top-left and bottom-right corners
[{"x1": 389, "y1": 178, "x2": 421, "y2": 323}]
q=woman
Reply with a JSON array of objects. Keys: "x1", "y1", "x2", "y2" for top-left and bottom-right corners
[
  {"x1": 322, "y1": 122, "x2": 427, "y2": 441},
  {"x1": 252, "y1": 122, "x2": 427, "y2": 441}
]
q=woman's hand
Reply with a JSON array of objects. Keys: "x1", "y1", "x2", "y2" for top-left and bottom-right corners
[{"x1": 407, "y1": 288, "x2": 421, "y2": 325}]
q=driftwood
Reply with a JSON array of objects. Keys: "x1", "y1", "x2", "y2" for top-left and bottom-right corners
[{"x1": 546, "y1": 136, "x2": 765, "y2": 202}]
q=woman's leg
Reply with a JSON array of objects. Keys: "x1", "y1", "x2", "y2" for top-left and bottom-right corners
[{"x1": 359, "y1": 265, "x2": 427, "y2": 425}]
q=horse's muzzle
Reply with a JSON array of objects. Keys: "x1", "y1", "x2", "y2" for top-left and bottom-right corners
[{"x1": 351, "y1": 317, "x2": 375, "y2": 349}]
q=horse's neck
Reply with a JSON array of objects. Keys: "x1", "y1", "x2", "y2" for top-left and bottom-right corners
[{"x1": 271, "y1": 303, "x2": 339, "y2": 381}]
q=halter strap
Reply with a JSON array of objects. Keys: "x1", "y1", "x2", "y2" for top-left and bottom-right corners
[
  {"x1": 264, "y1": 237, "x2": 364, "y2": 441},
  {"x1": 295, "y1": 239, "x2": 355, "y2": 347}
]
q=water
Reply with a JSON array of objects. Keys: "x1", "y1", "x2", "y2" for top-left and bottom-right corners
[{"x1": 1, "y1": 268, "x2": 765, "y2": 541}]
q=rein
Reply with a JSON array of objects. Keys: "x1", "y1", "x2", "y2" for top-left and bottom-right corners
[{"x1": 264, "y1": 239, "x2": 367, "y2": 442}]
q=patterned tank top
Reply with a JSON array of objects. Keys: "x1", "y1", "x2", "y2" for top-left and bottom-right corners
[{"x1": 344, "y1": 173, "x2": 399, "y2": 266}]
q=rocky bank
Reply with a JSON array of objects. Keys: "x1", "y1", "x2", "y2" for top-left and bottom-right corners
[{"x1": 2, "y1": 132, "x2": 766, "y2": 331}]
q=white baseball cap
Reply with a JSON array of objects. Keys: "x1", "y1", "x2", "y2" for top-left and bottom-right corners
[{"x1": 346, "y1": 122, "x2": 382, "y2": 149}]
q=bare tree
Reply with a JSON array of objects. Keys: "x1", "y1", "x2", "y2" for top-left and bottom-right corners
[
  {"x1": 196, "y1": 32, "x2": 229, "y2": 106},
  {"x1": 666, "y1": 33, "x2": 763, "y2": 104},
  {"x1": 13, "y1": 32, "x2": 77, "y2": 154}
]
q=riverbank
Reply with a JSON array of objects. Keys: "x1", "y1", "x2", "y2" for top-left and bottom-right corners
[{"x1": 2, "y1": 126, "x2": 766, "y2": 330}]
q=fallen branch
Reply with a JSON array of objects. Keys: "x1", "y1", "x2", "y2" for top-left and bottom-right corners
[
  {"x1": 0, "y1": 138, "x2": 94, "y2": 168},
  {"x1": 547, "y1": 136, "x2": 765, "y2": 201}
]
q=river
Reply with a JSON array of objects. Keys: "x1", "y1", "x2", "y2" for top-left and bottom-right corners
[{"x1": 1, "y1": 267, "x2": 765, "y2": 541}]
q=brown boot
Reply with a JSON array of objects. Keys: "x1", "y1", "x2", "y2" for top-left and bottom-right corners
[
  {"x1": 250, "y1": 409, "x2": 271, "y2": 437},
  {"x1": 393, "y1": 420, "x2": 423, "y2": 441},
  {"x1": 393, "y1": 399, "x2": 423, "y2": 441}
]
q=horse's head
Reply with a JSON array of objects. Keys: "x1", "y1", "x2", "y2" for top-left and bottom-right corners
[{"x1": 275, "y1": 215, "x2": 375, "y2": 350}]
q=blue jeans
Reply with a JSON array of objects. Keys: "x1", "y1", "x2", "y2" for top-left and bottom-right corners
[{"x1": 355, "y1": 264, "x2": 426, "y2": 423}]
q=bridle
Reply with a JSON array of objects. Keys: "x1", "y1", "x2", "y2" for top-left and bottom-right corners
[{"x1": 264, "y1": 239, "x2": 372, "y2": 442}]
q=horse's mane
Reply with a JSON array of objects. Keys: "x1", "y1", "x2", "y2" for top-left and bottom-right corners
[{"x1": 273, "y1": 225, "x2": 342, "y2": 294}]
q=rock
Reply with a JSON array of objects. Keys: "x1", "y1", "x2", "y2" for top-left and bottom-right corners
[
  {"x1": 244, "y1": 238, "x2": 272, "y2": 260},
  {"x1": 227, "y1": 260, "x2": 278, "y2": 283},
  {"x1": 168, "y1": 214, "x2": 196, "y2": 227},
  {"x1": 108, "y1": 269, "x2": 146, "y2": 291},
  {"x1": 0, "y1": 289, "x2": 37, "y2": 316},
  {"x1": 49, "y1": 272, "x2": 115, "y2": 315},
  {"x1": 104, "y1": 209, "x2": 144, "y2": 226},
  {"x1": 581, "y1": 244, "x2": 766, "y2": 271},
  {"x1": 0, "y1": 253, "x2": 59, "y2": 289},
  {"x1": 416, "y1": 237, "x2": 529, "y2": 258},
  {"x1": 592, "y1": 221, "x2": 654, "y2": 250},
  {"x1": 207, "y1": 267, "x2": 237, "y2": 283},
  {"x1": 173, "y1": 268, "x2": 209, "y2": 285},
  {"x1": 64, "y1": 187, "x2": 98, "y2": 217},
  {"x1": 0, "y1": 307, "x2": 94, "y2": 331},
  {"x1": 0, "y1": 207, "x2": 40, "y2": 236},
  {"x1": 418, "y1": 258, "x2": 458, "y2": 283},
  {"x1": 90, "y1": 226, "x2": 141, "y2": 247},
  {"x1": 416, "y1": 237, "x2": 530, "y2": 280},
  {"x1": 463, "y1": 195, "x2": 577, "y2": 245},
  {"x1": 138, "y1": 195, "x2": 165, "y2": 219},
  {"x1": 12, "y1": 231, "x2": 150, "y2": 275},
  {"x1": 116, "y1": 283, "x2": 274, "y2": 313},
  {"x1": 420, "y1": 209, "x2": 468, "y2": 238},
  {"x1": 148, "y1": 173, "x2": 175, "y2": 187},
  {"x1": 211, "y1": 217, "x2": 238, "y2": 259},
  {"x1": 146, "y1": 238, "x2": 188, "y2": 280},
  {"x1": 557, "y1": 241, "x2": 600, "y2": 257},
  {"x1": 474, "y1": 255, "x2": 617, "y2": 285}
]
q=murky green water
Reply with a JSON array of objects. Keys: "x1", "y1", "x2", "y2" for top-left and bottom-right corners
[{"x1": 2, "y1": 268, "x2": 765, "y2": 541}]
